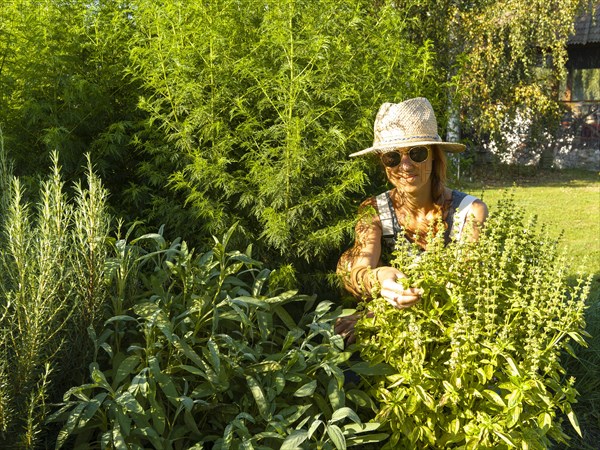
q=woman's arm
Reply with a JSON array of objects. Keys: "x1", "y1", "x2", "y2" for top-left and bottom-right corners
[
  {"x1": 337, "y1": 198, "x2": 422, "y2": 308},
  {"x1": 467, "y1": 199, "x2": 489, "y2": 241}
]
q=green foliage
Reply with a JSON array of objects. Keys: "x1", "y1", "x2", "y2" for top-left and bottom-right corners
[
  {"x1": 1, "y1": 0, "x2": 586, "y2": 288},
  {"x1": 355, "y1": 194, "x2": 591, "y2": 449},
  {"x1": 51, "y1": 224, "x2": 386, "y2": 449},
  {"x1": 126, "y1": 0, "x2": 440, "y2": 279},
  {"x1": 0, "y1": 0, "x2": 141, "y2": 203},
  {"x1": 0, "y1": 146, "x2": 111, "y2": 448},
  {"x1": 451, "y1": 0, "x2": 586, "y2": 135}
]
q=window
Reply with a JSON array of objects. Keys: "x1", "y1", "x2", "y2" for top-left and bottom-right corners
[{"x1": 571, "y1": 68, "x2": 600, "y2": 101}]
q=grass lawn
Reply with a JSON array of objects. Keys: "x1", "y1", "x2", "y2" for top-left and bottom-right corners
[{"x1": 455, "y1": 166, "x2": 600, "y2": 449}]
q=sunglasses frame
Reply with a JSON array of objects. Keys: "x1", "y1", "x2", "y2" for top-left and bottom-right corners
[{"x1": 380, "y1": 145, "x2": 431, "y2": 167}]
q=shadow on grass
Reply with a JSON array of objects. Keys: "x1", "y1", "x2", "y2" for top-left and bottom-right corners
[{"x1": 553, "y1": 281, "x2": 600, "y2": 449}]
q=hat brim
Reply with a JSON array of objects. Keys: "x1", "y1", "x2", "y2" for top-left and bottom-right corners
[{"x1": 349, "y1": 140, "x2": 465, "y2": 157}]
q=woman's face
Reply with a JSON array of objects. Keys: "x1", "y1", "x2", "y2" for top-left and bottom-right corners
[{"x1": 381, "y1": 145, "x2": 434, "y2": 194}]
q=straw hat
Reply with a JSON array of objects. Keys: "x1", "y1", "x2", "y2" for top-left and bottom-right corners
[{"x1": 349, "y1": 97, "x2": 465, "y2": 157}]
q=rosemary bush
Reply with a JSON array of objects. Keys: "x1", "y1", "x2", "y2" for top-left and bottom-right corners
[
  {"x1": 0, "y1": 146, "x2": 111, "y2": 448},
  {"x1": 355, "y1": 194, "x2": 591, "y2": 449},
  {"x1": 51, "y1": 225, "x2": 386, "y2": 449}
]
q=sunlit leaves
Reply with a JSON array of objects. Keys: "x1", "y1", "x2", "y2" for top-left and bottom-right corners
[
  {"x1": 52, "y1": 224, "x2": 386, "y2": 448},
  {"x1": 356, "y1": 193, "x2": 590, "y2": 448}
]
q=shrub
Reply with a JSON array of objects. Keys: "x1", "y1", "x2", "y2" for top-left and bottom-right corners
[
  {"x1": 354, "y1": 194, "x2": 591, "y2": 449},
  {"x1": 51, "y1": 225, "x2": 386, "y2": 449},
  {"x1": 0, "y1": 146, "x2": 111, "y2": 448}
]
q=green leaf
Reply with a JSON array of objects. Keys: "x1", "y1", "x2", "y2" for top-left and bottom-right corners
[
  {"x1": 494, "y1": 430, "x2": 516, "y2": 447},
  {"x1": 129, "y1": 369, "x2": 149, "y2": 396},
  {"x1": 175, "y1": 338, "x2": 205, "y2": 368},
  {"x1": 279, "y1": 404, "x2": 312, "y2": 426},
  {"x1": 105, "y1": 315, "x2": 138, "y2": 325},
  {"x1": 232, "y1": 296, "x2": 269, "y2": 309},
  {"x1": 280, "y1": 430, "x2": 309, "y2": 450},
  {"x1": 345, "y1": 433, "x2": 389, "y2": 447},
  {"x1": 248, "y1": 361, "x2": 282, "y2": 374},
  {"x1": 537, "y1": 412, "x2": 552, "y2": 430},
  {"x1": 567, "y1": 331, "x2": 588, "y2": 347},
  {"x1": 274, "y1": 371, "x2": 286, "y2": 395},
  {"x1": 346, "y1": 389, "x2": 374, "y2": 409},
  {"x1": 207, "y1": 339, "x2": 221, "y2": 374},
  {"x1": 246, "y1": 375, "x2": 270, "y2": 420},
  {"x1": 326, "y1": 424, "x2": 346, "y2": 450},
  {"x1": 149, "y1": 357, "x2": 179, "y2": 406},
  {"x1": 114, "y1": 355, "x2": 141, "y2": 386},
  {"x1": 91, "y1": 366, "x2": 113, "y2": 393},
  {"x1": 294, "y1": 380, "x2": 317, "y2": 397},
  {"x1": 274, "y1": 305, "x2": 299, "y2": 330},
  {"x1": 331, "y1": 407, "x2": 361, "y2": 424},
  {"x1": 252, "y1": 268, "x2": 270, "y2": 297},
  {"x1": 327, "y1": 378, "x2": 344, "y2": 410},
  {"x1": 482, "y1": 389, "x2": 506, "y2": 408},
  {"x1": 349, "y1": 361, "x2": 395, "y2": 376},
  {"x1": 282, "y1": 329, "x2": 303, "y2": 351},
  {"x1": 55, "y1": 402, "x2": 87, "y2": 449},
  {"x1": 112, "y1": 426, "x2": 129, "y2": 450},
  {"x1": 503, "y1": 355, "x2": 521, "y2": 377},
  {"x1": 567, "y1": 407, "x2": 582, "y2": 437},
  {"x1": 116, "y1": 391, "x2": 144, "y2": 415},
  {"x1": 135, "y1": 427, "x2": 163, "y2": 449},
  {"x1": 315, "y1": 301, "x2": 334, "y2": 317},
  {"x1": 265, "y1": 290, "x2": 301, "y2": 305},
  {"x1": 148, "y1": 386, "x2": 166, "y2": 435},
  {"x1": 179, "y1": 364, "x2": 207, "y2": 378},
  {"x1": 414, "y1": 385, "x2": 435, "y2": 410},
  {"x1": 342, "y1": 422, "x2": 381, "y2": 434},
  {"x1": 257, "y1": 310, "x2": 273, "y2": 340},
  {"x1": 77, "y1": 392, "x2": 108, "y2": 428},
  {"x1": 506, "y1": 405, "x2": 522, "y2": 428},
  {"x1": 308, "y1": 419, "x2": 323, "y2": 438},
  {"x1": 184, "y1": 408, "x2": 202, "y2": 436}
]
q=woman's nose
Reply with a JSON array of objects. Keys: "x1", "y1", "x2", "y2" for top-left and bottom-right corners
[{"x1": 400, "y1": 152, "x2": 414, "y2": 167}]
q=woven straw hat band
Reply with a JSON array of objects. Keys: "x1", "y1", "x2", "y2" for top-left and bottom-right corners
[{"x1": 349, "y1": 98, "x2": 465, "y2": 157}]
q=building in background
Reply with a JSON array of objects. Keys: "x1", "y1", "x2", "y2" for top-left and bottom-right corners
[{"x1": 557, "y1": 3, "x2": 600, "y2": 170}]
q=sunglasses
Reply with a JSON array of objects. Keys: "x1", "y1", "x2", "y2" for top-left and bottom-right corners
[{"x1": 380, "y1": 146, "x2": 430, "y2": 167}]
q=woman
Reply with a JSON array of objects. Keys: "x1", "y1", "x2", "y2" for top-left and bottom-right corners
[{"x1": 336, "y1": 98, "x2": 488, "y2": 341}]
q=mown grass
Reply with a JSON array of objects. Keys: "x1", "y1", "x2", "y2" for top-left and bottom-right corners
[{"x1": 455, "y1": 166, "x2": 600, "y2": 449}]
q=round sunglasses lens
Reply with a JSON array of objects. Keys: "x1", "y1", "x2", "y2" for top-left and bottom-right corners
[
  {"x1": 409, "y1": 146, "x2": 429, "y2": 163},
  {"x1": 382, "y1": 152, "x2": 401, "y2": 167}
]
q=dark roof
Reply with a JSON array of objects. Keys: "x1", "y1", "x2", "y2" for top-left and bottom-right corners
[{"x1": 569, "y1": 4, "x2": 600, "y2": 45}]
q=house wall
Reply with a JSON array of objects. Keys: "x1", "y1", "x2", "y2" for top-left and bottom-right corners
[{"x1": 556, "y1": 42, "x2": 600, "y2": 170}]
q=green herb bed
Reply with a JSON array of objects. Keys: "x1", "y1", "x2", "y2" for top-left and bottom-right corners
[{"x1": 457, "y1": 167, "x2": 600, "y2": 449}]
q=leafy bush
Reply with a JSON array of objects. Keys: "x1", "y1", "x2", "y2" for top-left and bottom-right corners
[
  {"x1": 51, "y1": 225, "x2": 386, "y2": 449},
  {"x1": 354, "y1": 194, "x2": 591, "y2": 449}
]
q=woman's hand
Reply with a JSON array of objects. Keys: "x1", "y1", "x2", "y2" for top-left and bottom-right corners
[
  {"x1": 335, "y1": 313, "x2": 360, "y2": 344},
  {"x1": 376, "y1": 266, "x2": 422, "y2": 309},
  {"x1": 335, "y1": 311, "x2": 375, "y2": 345}
]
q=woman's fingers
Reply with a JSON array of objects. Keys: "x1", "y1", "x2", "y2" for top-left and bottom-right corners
[
  {"x1": 334, "y1": 315, "x2": 358, "y2": 344},
  {"x1": 380, "y1": 285, "x2": 423, "y2": 309}
]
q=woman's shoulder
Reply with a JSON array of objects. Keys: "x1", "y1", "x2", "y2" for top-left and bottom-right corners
[
  {"x1": 359, "y1": 190, "x2": 391, "y2": 212},
  {"x1": 449, "y1": 189, "x2": 488, "y2": 221},
  {"x1": 359, "y1": 196, "x2": 378, "y2": 209}
]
